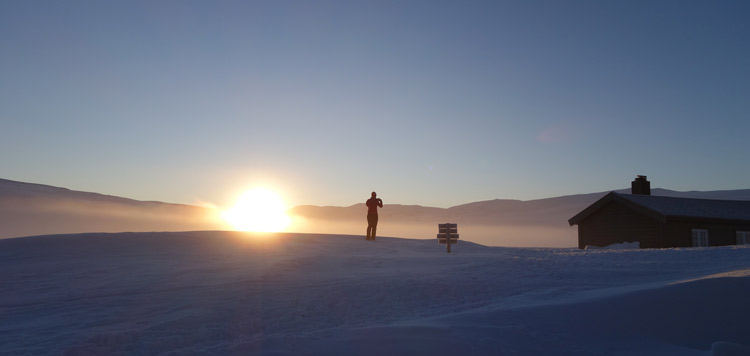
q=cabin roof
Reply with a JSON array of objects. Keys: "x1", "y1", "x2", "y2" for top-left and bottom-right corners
[{"x1": 568, "y1": 192, "x2": 750, "y2": 226}]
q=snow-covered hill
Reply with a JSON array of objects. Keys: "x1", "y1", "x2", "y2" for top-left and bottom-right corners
[
  {"x1": 290, "y1": 188, "x2": 750, "y2": 247},
  {"x1": 291, "y1": 188, "x2": 750, "y2": 225},
  {"x1": 0, "y1": 178, "x2": 222, "y2": 238},
  {"x1": 3, "y1": 178, "x2": 750, "y2": 247},
  {"x1": 1, "y1": 231, "x2": 749, "y2": 355}
]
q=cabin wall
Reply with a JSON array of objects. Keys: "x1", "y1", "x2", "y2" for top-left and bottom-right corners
[
  {"x1": 577, "y1": 201, "x2": 660, "y2": 249},
  {"x1": 664, "y1": 221, "x2": 750, "y2": 247},
  {"x1": 660, "y1": 223, "x2": 692, "y2": 247}
]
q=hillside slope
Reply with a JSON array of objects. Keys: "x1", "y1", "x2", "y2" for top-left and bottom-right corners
[
  {"x1": 1, "y1": 231, "x2": 749, "y2": 355},
  {"x1": 289, "y1": 188, "x2": 750, "y2": 247},
  {"x1": 291, "y1": 188, "x2": 750, "y2": 226},
  {"x1": 3, "y1": 178, "x2": 749, "y2": 246},
  {"x1": 0, "y1": 178, "x2": 221, "y2": 238}
]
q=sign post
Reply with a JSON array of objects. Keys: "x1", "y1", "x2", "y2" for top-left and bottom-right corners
[{"x1": 437, "y1": 223, "x2": 459, "y2": 253}]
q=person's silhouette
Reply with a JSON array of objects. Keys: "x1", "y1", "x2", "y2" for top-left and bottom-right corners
[{"x1": 366, "y1": 192, "x2": 383, "y2": 240}]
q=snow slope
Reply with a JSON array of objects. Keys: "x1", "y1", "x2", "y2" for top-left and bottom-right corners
[
  {"x1": 0, "y1": 178, "x2": 221, "y2": 239},
  {"x1": 1, "y1": 232, "x2": 749, "y2": 355},
  {"x1": 289, "y1": 188, "x2": 750, "y2": 247},
  {"x1": 5, "y1": 177, "x2": 750, "y2": 247}
]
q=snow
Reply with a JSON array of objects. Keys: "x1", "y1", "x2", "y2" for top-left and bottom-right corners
[
  {"x1": 585, "y1": 241, "x2": 640, "y2": 250},
  {"x1": 1, "y1": 231, "x2": 750, "y2": 355},
  {"x1": 712, "y1": 342, "x2": 750, "y2": 356}
]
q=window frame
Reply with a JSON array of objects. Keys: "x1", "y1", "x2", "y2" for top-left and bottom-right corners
[
  {"x1": 737, "y1": 231, "x2": 750, "y2": 245},
  {"x1": 691, "y1": 229, "x2": 709, "y2": 247}
]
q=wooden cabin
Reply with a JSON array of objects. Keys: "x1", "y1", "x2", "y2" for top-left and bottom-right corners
[{"x1": 568, "y1": 176, "x2": 750, "y2": 249}]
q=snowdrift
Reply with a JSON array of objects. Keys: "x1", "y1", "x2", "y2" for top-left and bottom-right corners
[{"x1": 1, "y1": 231, "x2": 749, "y2": 355}]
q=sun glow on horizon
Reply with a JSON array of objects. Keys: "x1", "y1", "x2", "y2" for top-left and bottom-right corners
[{"x1": 223, "y1": 188, "x2": 291, "y2": 232}]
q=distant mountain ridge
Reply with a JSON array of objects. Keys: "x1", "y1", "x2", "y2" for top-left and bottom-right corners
[
  {"x1": 290, "y1": 188, "x2": 750, "y2": 226},
  {"x1": 2, "y1": 178, "x2": 749, "y2": 246},
  {"x1": 288, "y1": 188, "x2": 750, "y2": 247},
  {"x1": 0, "y1": 178, "x2": 192, "y2": 208},
  {"x1": 0, "y1": 178, "x2": 221, "y2": 239}
]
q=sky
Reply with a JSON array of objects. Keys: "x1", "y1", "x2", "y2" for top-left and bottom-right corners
[{"x1": 1, "y1": 0, "x2": 749, "y2": 209}]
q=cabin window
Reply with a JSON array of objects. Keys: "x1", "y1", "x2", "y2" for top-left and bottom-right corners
[
  {"x1": 737, "y1": 231, "x2": 750, "y2": 245},
  {"x1": 691, "y1": 229, "x2": 709, "y2": 247}
]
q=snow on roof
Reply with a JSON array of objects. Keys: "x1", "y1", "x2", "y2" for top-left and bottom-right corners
[
  {"x1": 617, "y1": 193, "x2": 750, "y2": 221},
  {"x1": 569, "y1": 192, "x2": 750, "y2": 225}
]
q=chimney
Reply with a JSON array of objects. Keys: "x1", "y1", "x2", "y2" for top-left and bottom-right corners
[{"x1": 631, "y1": 175, "x2": 651, "y2": 195}]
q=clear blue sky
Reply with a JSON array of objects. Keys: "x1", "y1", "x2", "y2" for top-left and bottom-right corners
[{"x1": 1, "y1": 0, "x2": 748, "y2": 209}]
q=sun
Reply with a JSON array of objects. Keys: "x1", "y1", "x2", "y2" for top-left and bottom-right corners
[{"x1": 223, "y1": 187, "x2": 291, "y2": 232}]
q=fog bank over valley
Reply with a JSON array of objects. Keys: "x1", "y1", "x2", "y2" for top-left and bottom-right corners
[{"x1": 3, "y1": 178, "x2": 750, "y2": 247}]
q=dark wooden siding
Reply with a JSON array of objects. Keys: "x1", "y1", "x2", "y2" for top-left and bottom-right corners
[
  {"x1": 578, "y1": 201, "x2": 660, "y2": 249},
  {"x1": 664, "y1": 221, "x2": 750, "y2": 247},
  {"x1": 661, "y1": 222, "x2": 692, "y2": 247}
]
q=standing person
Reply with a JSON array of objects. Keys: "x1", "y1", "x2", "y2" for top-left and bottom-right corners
[{"x1": 366, "y1": 192, "x2": 383, "y2": 240}]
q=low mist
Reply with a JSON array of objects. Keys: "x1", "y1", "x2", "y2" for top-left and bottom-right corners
[
  {"x1": 0, "y1": 197, "x2": 223, "y2": 239},
  {"x1": 0, "y1": 198, "x2": 578, "y2": 247},
  {"x1": 286, "y1": 217, "x2": 577, "y2": 248}
]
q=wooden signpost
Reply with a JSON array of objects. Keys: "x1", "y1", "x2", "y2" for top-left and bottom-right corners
[{"x1": 437, "y1": 223, "x2": 459, "y2": 253}]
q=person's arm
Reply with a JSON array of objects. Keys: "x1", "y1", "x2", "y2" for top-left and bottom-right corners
[{"x1": 377, "y1": 198, "x2": 383, "y2": 208}]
